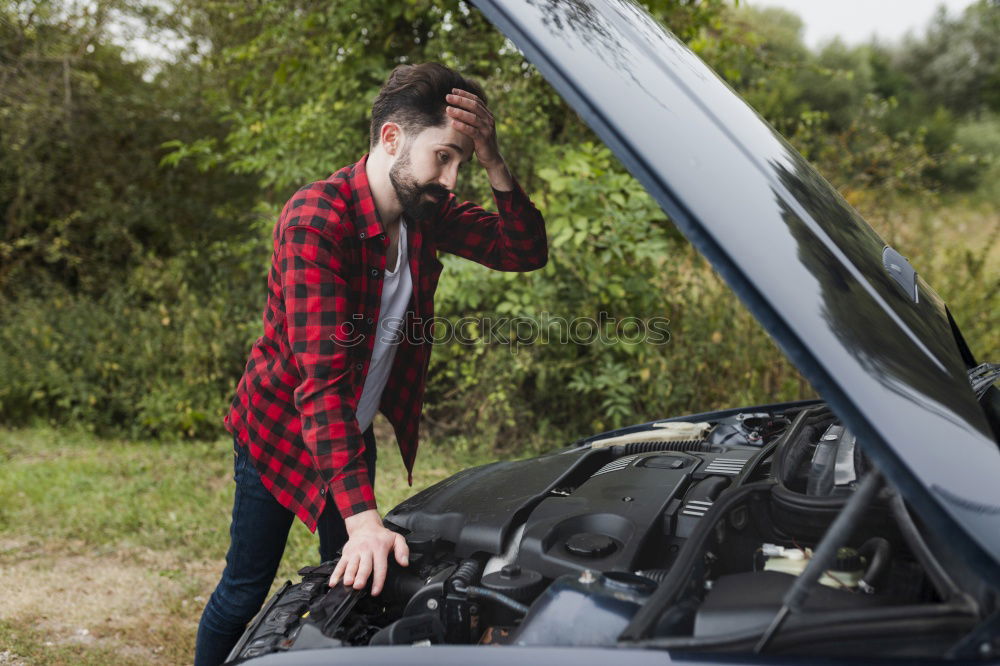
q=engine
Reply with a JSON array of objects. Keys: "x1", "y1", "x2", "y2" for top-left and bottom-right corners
[{"x1": 226, "y1": 405, "x2": 993, "y2": 662}]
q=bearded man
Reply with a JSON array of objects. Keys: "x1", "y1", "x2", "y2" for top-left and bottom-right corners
[{"x1": 195, "y1": 62, "x2": 548, "y2": 665}]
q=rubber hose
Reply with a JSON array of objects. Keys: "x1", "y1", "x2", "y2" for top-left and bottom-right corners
[
  {"x1": 449, "y1": 558, "x2": 482, "y2": 593},
  {"x1": 857, "y1": 537, "x2": 891, "y2": 592},
  {"x1": 463, "y1": 585, "x2": 530, "y2": 616},
  {"x1": 889, "y1": 493, "x2": 962, "y2": 601}
]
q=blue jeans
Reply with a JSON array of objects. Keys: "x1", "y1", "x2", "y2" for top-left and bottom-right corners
[{"x1": 194, "y1": 428, "x2": 377, "y2": 666}]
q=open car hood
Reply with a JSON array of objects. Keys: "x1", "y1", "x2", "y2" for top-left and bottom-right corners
[{"x1": 471, "y1": 0, "x2": 1000, "y2": 578}]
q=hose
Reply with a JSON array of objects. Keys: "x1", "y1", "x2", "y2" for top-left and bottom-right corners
[
  {"x1": 770, "y1": 483, "x2": 851, "y2": 514},
  {"x1": 448, "y1": 558, "x2": 530, "y2": 616},
  {"x1": 461, "y1": 585, "x2": 530, "y2": 616},
  {"x1": 768, "y1": 407, "x2": 820, "y2": 483},
  {"x1": 449, "y1": 558, "x2": 482, "y2": 593},
  {"x1": 889, "y1": 493, "x2": 963, "y2": 602},
  {"x1": 857, "y1": 537, "x2": 891, "y2": 593}
]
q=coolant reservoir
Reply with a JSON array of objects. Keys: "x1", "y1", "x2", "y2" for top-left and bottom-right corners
[{"x1": 511, "y1": 570, "x2": 655, "y2": 646}]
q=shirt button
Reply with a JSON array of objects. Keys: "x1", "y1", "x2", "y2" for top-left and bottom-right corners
[
  {"x1": 370, "y1": 268, "x2": 379, "y2": 277},
  {"x1": 359, "y1": 232, "x2": 367, "y2": 239},
  {"x1": 366, "y1": 317, "x2": 374, "y2": 326},
  {"x1": 354, "y1": 363, "x2": 363, "y2": 371},
  {"x1": 320, "y1": 487, "x2": 326, "y2": 495},
  {"x1": 378, "y1": 233, "x2": 386, "y2": 240}
]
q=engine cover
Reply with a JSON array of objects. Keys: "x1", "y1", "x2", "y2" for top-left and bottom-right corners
[
  {"x1": 388, "y1": 443, "x2": 758, "y2": 581},
  {"x1": 516, "y1": 452, "x2": 696, "y2": 578},
  {"x1": 385, "y1": 448, "x2": 593, "y2": 557}
]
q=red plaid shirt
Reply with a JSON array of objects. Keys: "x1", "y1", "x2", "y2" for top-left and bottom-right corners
[{"x1": 224, "y1": 154, "x2": 547, "y2": 530}]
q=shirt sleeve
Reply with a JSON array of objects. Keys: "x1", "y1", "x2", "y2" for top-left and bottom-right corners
[
  {"x1": 278, "y1": 224, "x2": 377, "y2": 520},
  {"x1": 432, "y1": 177, "x2": 548, "y2": 271}
]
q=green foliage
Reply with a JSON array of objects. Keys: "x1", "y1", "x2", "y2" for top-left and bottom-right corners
[
  {"x1": 0, "y1": 0, "x2": 258, "y2": 298},
  {"x1": 722, "y1": 3, "x2": 995, "y2": 192},
  {"x1": 896, "y1": 1, "x2": 1000, "y2": 116},
  {"x1": 425, "y1": 144, "x2": 808, "y2": 450},
  {"x1": 789, "y1": 95, "x2": 938, "y2": 197},
  {"x1": 1, "y1": 0, "x2": 997, "y2": 449},
  {"x1": 952, "y1": 113, "x2": 1000, "y2": 202},
  {"x1": 161, "y1": 0, "x2": 576, "y2": 201},
  {"x1": 0, "y1": 234, "x2": 266, "y2": 439}
]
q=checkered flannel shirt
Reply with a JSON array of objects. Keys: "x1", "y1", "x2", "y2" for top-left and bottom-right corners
[{"x1": 225, "y1": 154, "x2": 548, "y2": 530}]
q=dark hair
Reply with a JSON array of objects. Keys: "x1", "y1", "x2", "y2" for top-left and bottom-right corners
[{"x1": 369, "y1": 62, "x2": 487, "y2": 148}]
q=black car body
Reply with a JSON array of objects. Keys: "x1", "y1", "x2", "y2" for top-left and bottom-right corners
[{"x1": 226, "y1": 0, "x2": 1000, "y2": 662}]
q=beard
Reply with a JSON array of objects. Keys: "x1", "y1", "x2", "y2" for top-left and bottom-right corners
[{"x1": 389, "y1": 150, "x2": 450, "y2": 221}]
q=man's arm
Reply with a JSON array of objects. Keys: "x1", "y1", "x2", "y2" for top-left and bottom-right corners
[
  {"x1": 278, "y1": 219, "x2": 407, "y2": 595},
  {"x1": 433, "y1": 176, "x2": 548, "y2": 271},
  {"x1": 435, "y1": 89, "x2": 548, "y2": 270}
]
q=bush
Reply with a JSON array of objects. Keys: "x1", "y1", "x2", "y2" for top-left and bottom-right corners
[
  {"x1": 423, "y1": 144, "x2": 809, "y2": 453},
  {"x1": 0, "y1": 233, "x2": 268, "y2": 439}
]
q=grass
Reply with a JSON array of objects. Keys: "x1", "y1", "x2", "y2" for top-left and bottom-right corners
[
  {"x1": 0, "y1": 419, "x2": 495, "y2": 664},
  {"x1": 0, "y1": 620, "x2": 150, "y2": 666}
]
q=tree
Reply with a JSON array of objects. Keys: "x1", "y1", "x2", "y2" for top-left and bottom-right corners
[
  {"x1": 896, "y1": 0, "x2": 1000, "y2": 116},
  {"x1": 0, "y1": 0, "x2": 256, "y2": 298}
]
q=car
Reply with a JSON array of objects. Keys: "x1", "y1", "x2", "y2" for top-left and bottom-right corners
[{"x1": 224, "y1": 0, "x2": 1000, "y2": 663}]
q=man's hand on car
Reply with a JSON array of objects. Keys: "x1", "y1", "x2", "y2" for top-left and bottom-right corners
[{"x1": 328, "y1": 509, "x2": 409, "y2": 596}]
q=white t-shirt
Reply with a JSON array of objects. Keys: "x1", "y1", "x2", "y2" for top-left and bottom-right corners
[{"x1": 355, "y1": 221, "x2": 413, "y2": 431}]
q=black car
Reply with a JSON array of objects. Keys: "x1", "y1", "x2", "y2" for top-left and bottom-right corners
[{"x1": 225, "y1": 0, "x2": 1000, "y2": 662}]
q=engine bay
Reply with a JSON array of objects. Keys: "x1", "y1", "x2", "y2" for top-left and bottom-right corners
[{"x1": 226, "y1": 403, "x2": 998, "y2": 662}]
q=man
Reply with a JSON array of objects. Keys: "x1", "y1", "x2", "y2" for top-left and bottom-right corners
[{"x1": 195, "y1": 62, "x2": 547, "y2": 665}]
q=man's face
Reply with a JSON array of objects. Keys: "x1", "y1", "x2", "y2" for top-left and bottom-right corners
[{"x1": 388, "y1": 123, "x2": 474, "y2": 221}]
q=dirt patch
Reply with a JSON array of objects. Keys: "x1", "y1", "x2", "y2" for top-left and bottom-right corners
[
  {"x1": 0, "y1": 538, "x2": 222, "y2": 665},
  {"x1": 0, "y1": 650, "x2": 27, "y2": 665}
]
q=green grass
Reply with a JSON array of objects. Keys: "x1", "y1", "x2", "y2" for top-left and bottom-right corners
[
  {"x1": 0, "y1": 421, "x2": 495, "y2": 664},
  {"x1": 0, "y1": 620, "x2": 150, "y2": 666}
]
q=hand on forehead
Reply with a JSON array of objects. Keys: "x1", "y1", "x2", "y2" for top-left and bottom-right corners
[{"x1": 443, "y1": 86, "x2": 500, "y2": 166}]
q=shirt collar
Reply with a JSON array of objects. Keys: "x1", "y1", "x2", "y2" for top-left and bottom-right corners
[{"x1": 348, "y1": 153, "x2": 386, "y2": 241}]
